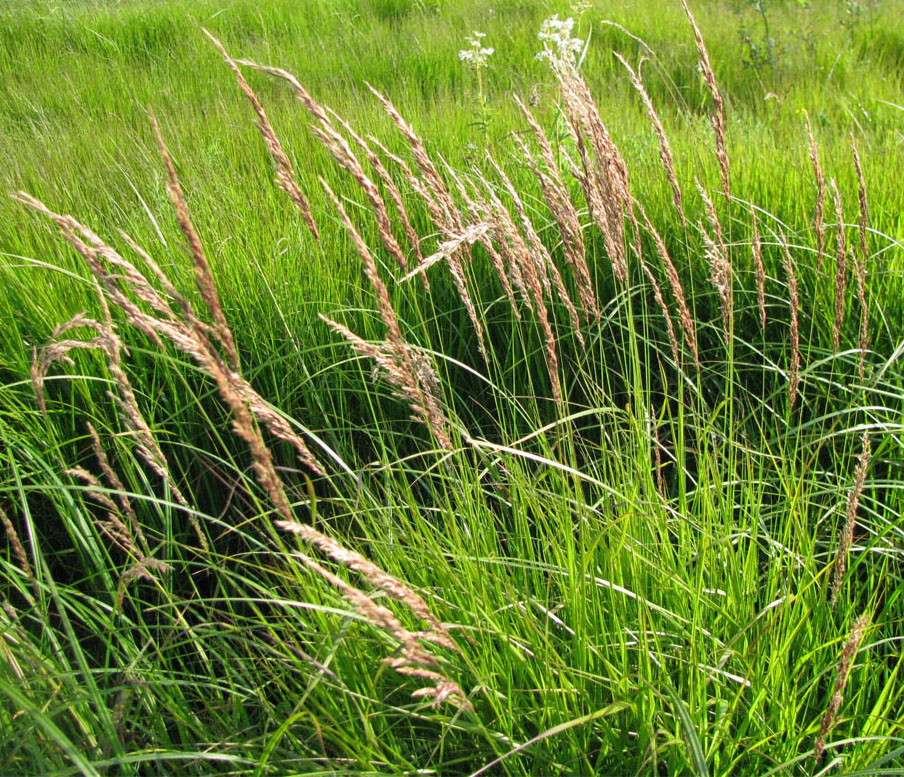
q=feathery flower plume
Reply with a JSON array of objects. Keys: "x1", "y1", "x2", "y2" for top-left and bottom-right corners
[
  {"x1": 704, "y1": 227, "x2": 732, "y2": 347},
  {"x1": 331, "y1": 111, "x2": 423, "y2": 269},
  {"x1": 637, "y1": 203, "x2": 699, "y2": 369},
  {"x1": 236, "y1": 60, "x2": 408, "y2": 271},
  {"x1": 851, "y1": 139, "x2": 870, "y2": 379},
  {"x1": 204, "y1": 30, "x2": 320, "y2": 240},
  {"x1": 681, "y1": 0, "x2": 730, "y2": 202},
  {"x1": 641, "y1": 259, "x2": 681, "y2": 368},
  {"x1": 514, "y1": 95, "x2": 597, "y2": 321},
  {"x1": 444, "y1": 165, "x2": 521, "y2": 317},
  {"x1": 830, "y1": 431, "x2": 871, "y2": 605},
  {"x1": 616, "y1": 52, "x2": 684, "y2": 223},
  {"x1": 750, "y1": 204, "x2": 767, "y2": 330},
  {"x1": 538, "y1": 32, "x2": 630, "y2": 284},
  {"x1": 696, "y1": 178, "x2": 727, "y2": 261},
  {"x1": 0, "y1": 504, "x2": 38, "y2": 602},
  {"x1": 32, "y1": 280, "x2": 206, "y2": 547},
  {"x1": 475, "y1": 169, "x2": 563, "y2": 403},
  {"x1": 780, "y1": 229, "x2": 800, "y2": 409},
  {"x1": 485, "y1": 153, "x2": 584, "y2": 343},
  {"x1": 806, "y1": 115, "x2": 827, "y2": 270},
  {"x1": 401, "y1": 223, "x2": 490, "y2": 282},
  {"x1": 152, "y1": 116, "x2": 241, "y2": 373},
  {"x1": 18, "y1": 187, "x2": 463, "y2": 704},
  {"x1": 366, "y1": 83, "x2": 463, "y2": 234},
  {"x1": 831, "y1": 180, "x2": 848, "y2": 352},
  {"x1": 320, "y1": 181, "x2": 454, "y2": 448},
  {"x1": 814, "y1": 612, "x2": 870, "y2": 761}
]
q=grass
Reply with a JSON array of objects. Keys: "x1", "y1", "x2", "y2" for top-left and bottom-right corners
[{"x1": 2, "y1": 0, "x2": 904, "y2": 774}]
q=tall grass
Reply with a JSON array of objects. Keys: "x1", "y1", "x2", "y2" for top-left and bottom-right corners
[{"x1": 2, "y1": 1, "x2": 904, "y2": 775}]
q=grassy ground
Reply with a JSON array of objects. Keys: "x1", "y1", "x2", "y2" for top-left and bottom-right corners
[{"x1": 2, "y1": 0, "x2": 904, "y2": 774}]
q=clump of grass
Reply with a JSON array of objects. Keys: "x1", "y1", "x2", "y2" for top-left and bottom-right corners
[{"x1": 3, "y1": 2, "x2": 904, "y2": 774}]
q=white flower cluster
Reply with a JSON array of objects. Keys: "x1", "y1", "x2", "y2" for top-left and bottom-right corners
[
  {"x1": 459, "y1": 31, "x2": 494, "y2": 69},
  {"x1": 536, "y1": 14, "x2": 583, "y2": 66}
]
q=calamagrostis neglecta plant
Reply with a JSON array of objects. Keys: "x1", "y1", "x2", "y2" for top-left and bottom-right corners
[
  {"x1": 33, "y1": 284, "x2": 203, "y2": 548},
  {"x1": 637, "y1": 202, "x2": 699, "y2": 369},
  {"x1": 831, "y1": 179, "x2": 848, "y2": 352},
  {"x1": 750, "y1": 204, "x2": 767, "y2": 331},
  {"x1": 17, "y1": 133, "x2": 465, "y2": 704},
  {"x1": 0, "y1": 503, "x2": 39, "y2": 603},
  {"x1": 806, "y1": 115, "x2": 827, "y2": 270},
  {"x1": 814, "y1": 612, "x2": 870, "y2": 761},
  {"x1": 235, "y1": 58, "x2": 409, "y2": 272},
  {"x1": 474, "y1": 166, "x2": 563, "y2": 403},
  {"x1": 204, "y1": 31, "x2": 320, "y2": 241},
  {"x1": 319, "y1": 180, "x2": 454, "y2": 451},
  {"x1": 514, "y1": 95, "x2": 598, "y2": 321},
  {"x1": 485, "y1": 152, "x2": 584, "y2": 343},
  {"x1": 703, "y1": 225, "x2": 732, "y2": 347},
  {"x1": 641, "y1": 258, "x2": 681, "y2": 368},
  {"x1": 681, "y1": 0, "x2": 730, "y2": 203},
  {"x1": 541, "y1": 43, "x2": 630, "y2": 285},
  {"x1": 851, "y1": 138, "x2": 870, "y2": 380},
  {"x1": 615, "y1": 52, "x2": 684, "y2": 223},
  {"x1": 780, "y1": 229, "x2": 801, "y2": 409},
  {"x1": 830, "y1": 431, "x2": 871, "y2": 605}
]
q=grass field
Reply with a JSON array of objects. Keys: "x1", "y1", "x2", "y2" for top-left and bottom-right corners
[{"x1": 2, "y1": 0, "x2": 904, "y2": 774}]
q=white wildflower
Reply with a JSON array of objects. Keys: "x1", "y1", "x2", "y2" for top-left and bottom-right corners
[
  {"x1": 536, "y1": 14, "x2": 583, "y2": 66},
  {"x1": 459, "y1": 31, "x2": 494, "y2": 69}
]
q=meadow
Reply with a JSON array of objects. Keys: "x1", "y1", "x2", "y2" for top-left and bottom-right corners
[{"x1": 2, "y1": 0, "x2": 904, "y2": 774}]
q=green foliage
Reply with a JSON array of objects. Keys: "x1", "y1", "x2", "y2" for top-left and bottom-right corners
[{"x1": 1, "y1": 1, "x2": 904, "y2": 775}]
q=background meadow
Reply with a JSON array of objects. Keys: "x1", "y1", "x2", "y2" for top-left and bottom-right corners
[{"x1": 2, "y1": 0, "x2": 904, "y2": 774}]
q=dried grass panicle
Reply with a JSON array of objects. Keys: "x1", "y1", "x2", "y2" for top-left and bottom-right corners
[
  {"x1": 830, "y1": 431, "x2": 871, "y2": 606},
  {"x1": 365, "y1": 83, "x2": 463, "y2": 234},
  {"x1": 814, "y1": 611, "x2": 870, "y2": 761},
  {"x1": 704, "y1": 227, "x2": 732, "y2": 346},
  {"x1": 750, "y1": 205, "x2": 767, "y2": 331},
  {"x1": 331, "y1": 111, "x2": 424, "y2": 271},
  {"x1": 641, "y1": 260, "x2": 681, "y2": 367},
  {"x1": 514, "y1": 96, "x2": 597, "y2": 320},
  {"x1": 486, "y1": 153, "x2": 584, "y2": 343},
  {"x1": 474, "y1": 171, "x2": 562, "y2": 403},
  {"x1": 369, "y1": 135, "x2": 447, "y2": 236},
  {"x1": 20, "y1": 200, "x2": 460, "y2": 707},
  {"x1": 806, "y1": 116, "x2": 827, "y2": 269},
  {"x1": 31, "y1": 286, "x2": 204, "y2": 546},
  {"x1": 401, "y1": 223, "x2": 490, "y2": 283},
  {"x1": 681, "y1": 0, "x2": 730, "y2": 201},
  {"x1": 638, "y1": 203, "x2": 699, "y2": 369},
  {"x1": 831, "y1": 180, "x2": 848, "y2": 352},
  {"x1": 477, "y1": 176, "x2": 534, "y2": 314},
  {"x1": 18, "y1": 192, "x2": 326, "y2": 481},
  {"x1": 86, "y1": 422, "x2": 149, "y2": 557},
  {"x1": 445, "y1": 166, "x2": 521, "y2": 318},
  {"x1": 67, "y1": 465, "x2": 172, "y2": 586},
  {"x1": 616, "y1": 53, "x2": 684, "y2": 222},
  {"x1": 283, "y1": 547, "x2": 469, "y2": 709},
  {"x1": 319, "y1": 185, "x2": 454, "y2": 445},
  {"x1": 851, "y1": 139, "x2": 870, "y2": 379},
  {"x1": 236, "y1": 59, "x2": 408, "y2": 271},
  {"x1": 320, "y1": 316, "x2": 453, "y2": 451},
  {"x1": 696, "y1": 179, "x2": 727, "y2": 261},
  {"x1": 0, "y1": 504, "x2": 38, "y2": 601},
  {"x1": 204, "y1": 31, "x2": 320, "y2": 241},
  {"x1": 780, "y1": 230, "x2": 801, "y2": 409},
  {"x1": 550, "y1": 58, "x2": 630, "y2": 284},
  {"x1": 152, "y1": 117, "x2": 241, "y2": 373},
  {"x1": 326, "y1": 108, "x2": 417, "y2": 272}
]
